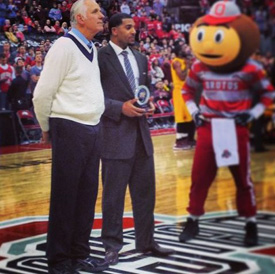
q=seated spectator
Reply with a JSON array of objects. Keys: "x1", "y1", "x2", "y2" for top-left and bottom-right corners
[
  {"x1": 60, "y1": 0, "x2": 70, "y2": 24},
  {"x1": 2, "y1": 19, "x2": 11, "y2": 32},
  {"x1": 150, "y1": 57, "x2": 165, "y2": 88},
  {"x1": 53, "y1": 20, "x2": 61, "y2": 33},
  {"x1": 120, "y1": 0, "x2": 131, "y2": 14},
  {"x1": 43, "y1": 19, "x2": 56, "y2": 34},
  {"x1": 12, "y1": 24, "x2": 25, "y2": 42},
  {"x1": 57, "y1": 21, "x2": 68, "y2": 35},
  {"x1": 21, "y1": 10, "x2": 33, "y2": 29},
  {"x1": 48, "y1": 2, "x2": 62, "y2": 22},
  {"x1": 153, "y1": 80, "x2": 171, "y2": 102},
  {"x1": 6, "y1": 0, "x2": 18, "y2": 25},
  {"x1": 32, "y1": 4, "x2": 47, "y2": 27},
  {"x1": 5, "y1": 26, "x2": 19, "y2": 44}
]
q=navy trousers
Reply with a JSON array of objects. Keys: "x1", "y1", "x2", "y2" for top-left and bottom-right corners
[{"x1": 47, "y1": 118, "x2": 100, "y2": 266}]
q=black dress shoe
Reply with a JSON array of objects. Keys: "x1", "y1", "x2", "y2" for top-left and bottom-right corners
[
  {"x1": 73, "y1": 257, "x2": 109, "y2": 273},
  {"x1": 139, "y1": 243, "x2": 174, "y2": 257},
  {"x1": 105, "y1": 250, "x2": 119, "y2": 265}
]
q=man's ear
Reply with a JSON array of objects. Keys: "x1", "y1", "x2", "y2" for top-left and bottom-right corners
[
  {"x1": 76, "y1": 14, "x2": 85, "y2": 25},
  {"x1": 111, "y1": 27, "x2": 118, "y2": 36}
]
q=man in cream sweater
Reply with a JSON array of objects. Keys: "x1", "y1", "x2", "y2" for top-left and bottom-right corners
[{"x1": 33, "y1": 0, "x2": 108, "y2": 273}]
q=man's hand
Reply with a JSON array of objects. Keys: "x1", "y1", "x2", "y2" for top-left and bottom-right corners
[
  {"x1": 122, "y1": 98, "x2": 146, "y2": 117},
  {"x1": 41, "y1": 131, "x2": 51, "y2": 144},
  {"x1": 235, "y1": 112, "x2": 254, "y2": 126},
  {"x1": 193, "y1": 111, "x2": 205, "y2": 128}
]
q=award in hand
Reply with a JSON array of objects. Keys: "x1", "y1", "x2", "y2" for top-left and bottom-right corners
[{"x1": 134, "y1": 85, "x2": 150, "y2": 110}]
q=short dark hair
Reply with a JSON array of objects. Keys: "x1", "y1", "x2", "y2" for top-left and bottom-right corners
[
  {"x1": 15, "y1": 65, "x2": 23, "y2": 75},
  {"x1": 108, "y1": 13, "x2": 132, "y2": 34}
]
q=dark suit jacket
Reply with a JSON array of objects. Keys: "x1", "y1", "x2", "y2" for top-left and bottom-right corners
[{"x1": 98, "y1": 44, "x2": 153, "y2": 160}]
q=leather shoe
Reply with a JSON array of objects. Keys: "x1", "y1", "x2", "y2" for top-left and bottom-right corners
[
  {"x1": 139, "y1": 243, "x2": 174, "y2": 257},
  {"x1": 105, "y1": 250, "x2": 119, "y2": 265},
  {"x1": 73, "y1": 257, "x2": 108, "y2": 273}
]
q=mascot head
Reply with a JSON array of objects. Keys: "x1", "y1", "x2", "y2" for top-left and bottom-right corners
[{"x1": 190, "y1": 0, "x2": 260, "y2": 72}]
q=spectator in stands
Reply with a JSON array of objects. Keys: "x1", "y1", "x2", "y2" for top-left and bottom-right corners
[
  {"x1": 60, "y1": 0, "x2": 71, "y2": 24},
  {"x1": 7, "y1": 65, "x2": 28, "y2": 111},
  {"x1": 150, "y1": 57, "x2": 164, "y2": 89},
  {"x1": 32, "y1": 1, "x2": 108, "y2": 272},
  {"x1": 43, "y1": 19, "x2": 56, "y2": 34},
  {"x1": 32, "y1": 4, "x2": 47, "y2": 27},
  {"x1": 0, "y1": 53, "x2": 15, "y2": 110},
  {"x1": 15, "y1": 45, "x2": 32, "y2": 66},
  {"x1": 7, "y1": 0, "x2": 18, "y2": 25},
  {"x1": 53, "y1": 20, "x2": 61, "y2": 33},
  {"x1": 120, "y1": 0, "x2": 131, "y2": 14},
  {"x1": 5, "y1": 26, "x2": 19, "y2": 44},
  {"x1": 58, "y1": 21, "x2": 69, "y2": 35},
  {"x1": 13, "y1": 24, "x2": 25, "y2": 42},
  {"x1": 153, "y1": 80, "x2": 171, "y2": 103},
  {"x1": 1, "y1": 41, "x2": 13, "y2": 64},
  {"x1": 29, "y1": 52, "x2": 43, "y2": 96},
  {"x1": 48, "y1": 2, "x2": 62, "y2": 22},
  {"x1": 153, "y1": 0, "x2": 164, "y2": 17},
  {"x1": 161, "y1": 55, "x2": 172, "y2": 83},
  {"x1": 0, "y1": 0, "x2": 7, "y2": 29},
  {"x1": 21, "y1": 10, "x2": 33, "y2": 29},
  {"x1": 2, "y1": 19, "x2": 11, "y2": 32},
  {"x1": 14, "y1": 56, "x2": 31, "y2": 104}
]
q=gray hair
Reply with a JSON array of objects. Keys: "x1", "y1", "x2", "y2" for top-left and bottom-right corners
[{"x1": 70, "y1": 0, "x2": 95, "y2": 27}]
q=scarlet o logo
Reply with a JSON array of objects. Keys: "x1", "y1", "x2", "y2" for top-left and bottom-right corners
[{"x1": 214, "y1": 3, "x2": 226, "y2": 16}]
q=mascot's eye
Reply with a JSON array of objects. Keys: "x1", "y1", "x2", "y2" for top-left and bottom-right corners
[
  {"x1": 197, "y1": 29, "x2": 205, "y2": 42},
  {"x1": 214, "y1": 30, "x2": 224, "y2": 43}
]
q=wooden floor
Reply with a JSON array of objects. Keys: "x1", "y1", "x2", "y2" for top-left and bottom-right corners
[{"x1": 1, "y1": 134, "x2": 275, "y2": 222}]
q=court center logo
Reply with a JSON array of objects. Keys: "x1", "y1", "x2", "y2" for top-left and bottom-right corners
[{"x1": 0, "y1": 212, "x2": 275, "y2": 273}]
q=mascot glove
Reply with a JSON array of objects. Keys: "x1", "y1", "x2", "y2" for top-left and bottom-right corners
[
  {"x1": 193, "y1": 111, "x2": 205, "y2": 128},
  {"x1": 234, "y1": 112, "x2": 254, "y2": 126}
]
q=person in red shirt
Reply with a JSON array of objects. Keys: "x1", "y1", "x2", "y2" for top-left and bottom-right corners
[{"x1": 0, "y1": 53, "x2": 15, "y2": 110}]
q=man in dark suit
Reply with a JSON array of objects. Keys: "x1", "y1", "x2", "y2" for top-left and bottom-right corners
[{"x1": 98, "y1": 13, "x2": 174, "y2": 266}]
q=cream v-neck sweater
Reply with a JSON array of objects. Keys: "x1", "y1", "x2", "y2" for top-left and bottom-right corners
[{"x1": 33, "y1": 35, "x2": 104, "y2": 132}]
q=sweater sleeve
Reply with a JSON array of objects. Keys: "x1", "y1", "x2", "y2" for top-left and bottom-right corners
[{"x1": 32, "y1": 38, "x2": 70, "y2": 132}]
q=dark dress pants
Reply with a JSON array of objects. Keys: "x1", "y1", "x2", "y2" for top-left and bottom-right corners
[
  {"x1": 47, "y1": 118, "x2": 100, "y2": 266},
  {"x1": 101, "y1": 131, "x2": 155, "y2": 252}
]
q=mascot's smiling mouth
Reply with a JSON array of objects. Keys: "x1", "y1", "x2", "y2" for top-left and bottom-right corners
[{"x1": 200, "y1": 54, "x2": 222, "y2": 58}]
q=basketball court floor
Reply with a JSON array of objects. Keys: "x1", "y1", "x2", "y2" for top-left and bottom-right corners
[{"x1": 0, "y1": 134, "x2": 275, "y2": 274}]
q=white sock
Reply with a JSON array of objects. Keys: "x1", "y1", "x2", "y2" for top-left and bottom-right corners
[
  {"x1": 176, "y1": 133, "x2": 188, "y2": 139},
  {"x1": 246, "y1": 216, "x2": 257, "y2": 223},
  {"x1": 189, "y1": 215, "x2": 199, "y2": 221}
]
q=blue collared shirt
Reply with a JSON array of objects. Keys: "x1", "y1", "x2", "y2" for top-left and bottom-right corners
[{"x1": 71, "y1": 28, "x2": 93, "y2": 49}]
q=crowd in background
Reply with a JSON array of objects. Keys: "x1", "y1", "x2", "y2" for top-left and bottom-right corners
[{"x1": 0, "y1": 0, "x2": 274, "y2": 141}]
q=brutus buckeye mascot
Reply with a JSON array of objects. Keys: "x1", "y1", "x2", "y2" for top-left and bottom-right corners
[{"x1": 180, "y1": 0, "x2": 275, "y2": 246}]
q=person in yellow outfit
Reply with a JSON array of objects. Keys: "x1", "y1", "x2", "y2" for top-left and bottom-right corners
[{"x1": 171, "y1": 43, "x2": 195, "y2": 150}]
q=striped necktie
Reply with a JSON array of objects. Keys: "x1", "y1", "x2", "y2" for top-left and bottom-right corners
[{"x1": 121, "y1": 51, "x2": 136, "y2": 92}]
